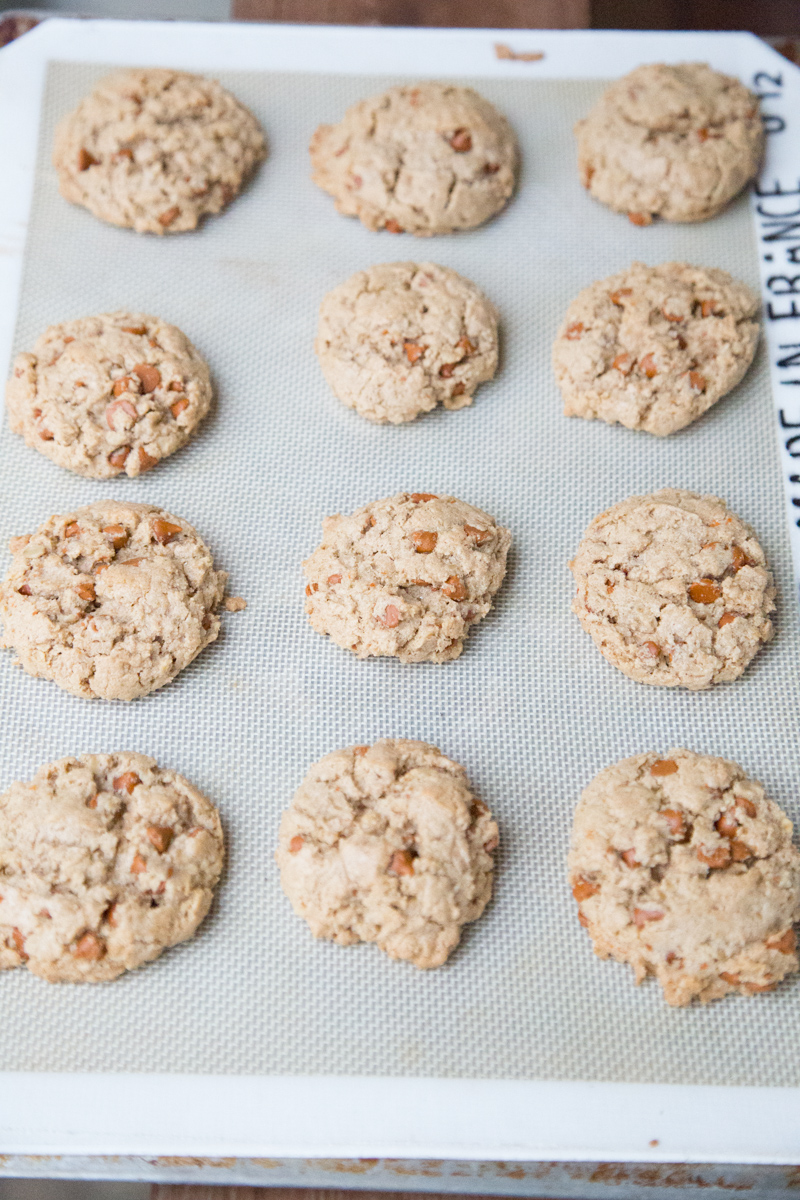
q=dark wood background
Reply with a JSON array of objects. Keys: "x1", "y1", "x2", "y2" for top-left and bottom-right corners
[{"x1": 232, "y1": 0, "x2": 800, "y2": 35}]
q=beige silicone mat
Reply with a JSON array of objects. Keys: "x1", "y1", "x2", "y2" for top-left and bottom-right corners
[{"x1": 0, "y1": 61, "x2": 796, "y2": 1086}]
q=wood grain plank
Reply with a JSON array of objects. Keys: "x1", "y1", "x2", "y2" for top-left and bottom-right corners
[
  {"x1": 232, "y1": 0, "x2": 590, "y2": 28},
  {"x1": 151, "y1": 1190, "x2": 554, "y2": 1199}
]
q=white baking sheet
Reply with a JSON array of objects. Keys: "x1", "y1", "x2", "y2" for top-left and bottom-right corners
[{"x1": 1, "y1": 18, "x2": 800, "y2": 1163}]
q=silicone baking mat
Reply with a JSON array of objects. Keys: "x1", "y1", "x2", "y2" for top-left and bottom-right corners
[{"x1": 0, "y1": 55, "x2": 797, "y2": 1091}]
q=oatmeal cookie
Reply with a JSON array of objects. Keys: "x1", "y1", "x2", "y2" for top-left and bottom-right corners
[
  {"x1": 277, "y1": 739, "x2": 497, "y2": 968},
  {"x1": 316, "y1": 262, "x2": 498, "y2": 423},
  {"x1": 552, "y1": 262, "x2": 759, "y2": 436},
  {"x1": 569, "y1": 750, "x2": 800, "y2": 1005},
  {"x1": 6, "y1": 311, "x2": 212, "y2": 477},
  {"x1": 0, "y1": 500, "x2": 228, "y2": 700},
  {"x1": 310, "y1": 82, "x2": 517, "y2": 235},
  {"x1": 53, "y1": 68, "x2": 265, "y2": 234},
  {"x1": 0, "y1": 752, "x2": 223, "y2": 983},
  {"x1": 303, "y1": 492, "x2": 511, "y2": 662},
  {"x1": 575, "y1": 63, "x2": 764, "y2": 224},
  {"x1": 570, "y1": 489, "x2": 774, "y2": 689}
]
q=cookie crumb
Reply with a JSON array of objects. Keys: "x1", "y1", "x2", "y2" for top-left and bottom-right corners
[
  {"x1": 494, "y1": 43, "x2": 544, "y2": 61},
  {"x1": 224, "y1": 596, "x2": 246, "y2": 612}
]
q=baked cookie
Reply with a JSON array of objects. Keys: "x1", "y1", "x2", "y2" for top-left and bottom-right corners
[
  {"x1": 570, "y1": 489, "x2": 774, "y2": 690},
  {"x1": 0, "y1": 752, "x2": 223, "y2": 983},
  {"x1": 315, "y1": 262, "x2": 499, "y2": 424},
  {"x1": 6, "y1": 311, "x2": 212, "y2": 478},
  {"x1": 303, "y1": 492, "x2": 511, "y2": 662},
  {"x1": 277, "y1": 739, "x2": 497, "y2": 968},
  {"x1": 310, "y1": 82, "x2": 517, "y2": 235},
  {"x1": 569, "y1": 750, "x2": 800, "y2": 1005},
  {"x1": 552, "y1": 262, "x2": 759, "y2": 436},
  {"x1": 575, "y1": 63, "x2": 764, "y2": 224},
  {"x1": 0, "y1": 500, "x2": 228, "y2": 700},
  {"x1": 53, "y1": 68, "x2": 266, "y2": 234}
]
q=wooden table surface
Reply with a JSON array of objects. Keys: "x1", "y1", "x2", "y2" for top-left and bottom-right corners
[{"x1": 231, "y1": 0, "x2": 799, "y2": 35}]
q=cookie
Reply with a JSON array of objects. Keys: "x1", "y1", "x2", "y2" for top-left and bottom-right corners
[
  {"x1": 53, "y1": 69, "x2": 266, "y2": 234},
  {"x1": 303, "y1": 492, "x2": 511, "y2": 663},
  {"x1": 575, "y1": 63, "x2": 764, "y2": 224},
  {"x1": 570, "y1": 489, "x2": 775, "y2": 690},
  {"x1": 310, "y1": 82, "x2": 517, "y2": 236},
  {"x1": 277, "y1": 739, "x2": 497, "y2": 968},
  {"x1": 552, "y1": 262, "x2": 760, "y2": 436},
  {"x1": 0, "y1": 501, "x2": 228, "y2": 700},
  {"x1": 569, "y1": 750, "x2": 800, "y2": 1005},
  {"x1": 315, "y1": 262, "x2": 499, "y2": 424},
  {"x1": 6, "y1": 311, "x2": 212, "y2": 478},
  {"x1": 0, "y1": 752, "x2": 223, "y2": 983}
]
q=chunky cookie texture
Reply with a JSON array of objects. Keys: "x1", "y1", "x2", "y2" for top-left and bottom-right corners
[
  {"x1": 53, "y1": 68, "x2": 266, "y2": 234},
  {"x1": 553, "y1": 262, "x2": 759, "y2": 436},
  {"x1": 0, "y1": 501, "x2": 228, "y2": 700},
  {"x1": 0, "y1": 753, "x2": 224, "y2": 983},
  {"x1": 303, "y1": 492, "x2": 511, "y2": 663},
  {"x1": 277, "y1": 739, "x2": 498, "y2": 968},
  {"x1": 316, "y1": 262, "x2": 499, "y2": 424},
  {"x1": 569, "y1": 750, "x2": 800, "y2": 1006},
  {"x1": 575, "y1": 63, "x2": 764, "y2": 224},
  {"x1": 6, "y1": 311, "x2": 212, "y2": 478},
  {"x1": 570, "y1": 489, "x2": 775, "y2": 690},
  {"x1": 310, "y1": 82, "x2": 518, "y2": 236}
]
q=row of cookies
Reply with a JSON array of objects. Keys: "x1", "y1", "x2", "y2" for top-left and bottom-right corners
[
  {"x1": 4, "y1": 255, "x2": 761, "y2": 477},
  {"x1": 0, "y1": 485, "x2": 775, "y2": 697},
  {"x1": 3, "y1": 737, "x2": 799, "y2": 1011},
  {"x1": 56, "y1": 63, "x2": 763, "y2": 238}
]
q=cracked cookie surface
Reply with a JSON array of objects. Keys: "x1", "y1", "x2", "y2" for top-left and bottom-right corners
[
  {"x1": 552, "y1": 262, "x2": 759, "y2": 436},
  {"x1": 0, "y1": 752, "x2": 223, "y2": 983},
  {"x1": 54, "y1": 68, "x2": 266, "y2": 234},
  {"x1": 303, "y1": 492, "x2": 511, "y2": 663},
  {"x1": 0, "y1": 500, "x2": 227, "y2": 700},
  {"x1": 6, "y1": 311, "x2": 212, "y2": 477},
  {"x1": 310, "y1": 82, "x2": 517, "y2": 235},
  {"x1": 570, "y1": 489, "x2": 774, "y2": 690},
  {"x1": 575, "y1": 63, "x2": 764, "y2": 224},
  {"x1": 277, "y1": 739, "x2": 497, "y2": 968},
  {"x1": 569, "y1": 749, "x2": 800, "y2": 1005},
  {"x1": 316, "y1": 262, "x2": 499, "y2": 424}
]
